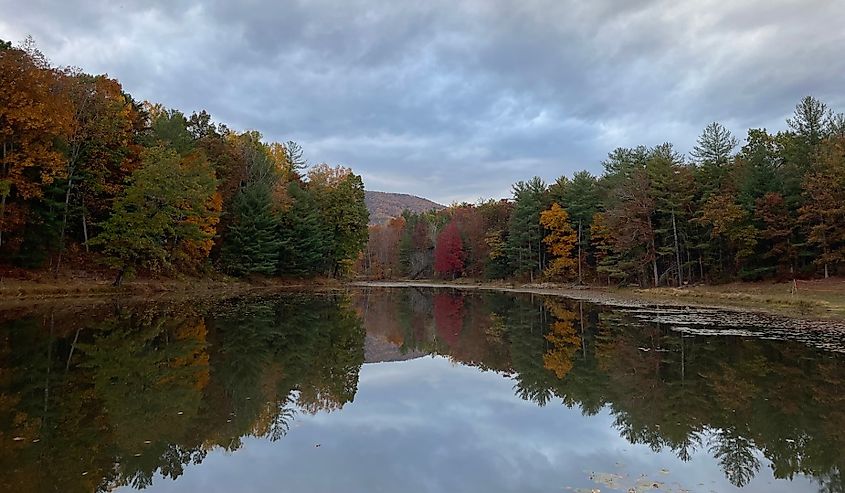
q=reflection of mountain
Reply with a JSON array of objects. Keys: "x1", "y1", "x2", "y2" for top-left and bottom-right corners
[{"x1": 364, "y1": 334, "x2": 426, "y2": 363}]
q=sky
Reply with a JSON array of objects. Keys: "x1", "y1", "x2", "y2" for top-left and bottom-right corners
[{"x1": 2, "y1": 1, "x2": 844, "y2": 204}]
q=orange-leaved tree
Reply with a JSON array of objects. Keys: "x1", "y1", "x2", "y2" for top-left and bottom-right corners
[{"x1": 0, "y1": 38, "x2": 73, "y2": 249}]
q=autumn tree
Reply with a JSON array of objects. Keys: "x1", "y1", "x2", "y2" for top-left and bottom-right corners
[
  {"x1": 0, "y1": 38, "x2": 73, "y2": 251},
  {"x1": 696, "y1": 193, "x2": 758, "y2": 277},
  {"x1": 362, "y1": 216, "x2": 405, "y2": 278},
  {"x1": 53, "y1": 73, "x2": 141, "y2": 272},
  {"x1": 539, "y1": 203, "x2": 577, "y2": 280},
  {"x1": 92, "y1": 146, "x2": 218, "y2": 285},
  {"x1": 549, "y1": 171, "x2": 600, "y2": 282},
  {"x1": 589, "y1": 212, "x2": 615, "y2": 284},
  {"x1": 434, "y1": 220, "x2": 464, "y2": 279},
  {"x1": 798, "y1": 136, "x2": 845, "y2": 278},
  {"x1": 754, "y1": 192, "x2": 798, "y2": 278},
  {"x1": 605, "y1": 166, "x2": 659, "y2": 286}
]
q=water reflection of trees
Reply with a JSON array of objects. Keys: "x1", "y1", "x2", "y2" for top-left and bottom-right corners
[
  {"x1": 3, "y1": 289, "x2": 844, "y2": 492},
  {"x1": 0, "y1": 294, "x2": 364, "y2": 492},
  {"x1": 357, "y1": 288, "x2": 845, "y2": 492}
]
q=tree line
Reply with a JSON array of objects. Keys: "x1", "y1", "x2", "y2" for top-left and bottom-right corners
[
  {"x1": 0, "y1": 38, "x2": 369, "y2": 283},
  {"x1": 360, "y1": 96, "x2": 845, "y2": 285}
]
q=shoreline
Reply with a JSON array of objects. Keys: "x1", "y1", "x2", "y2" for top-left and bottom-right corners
[
  {"x1": 351, "y1": 279, "x2": 845, "y2": 323},
  {"x1": 0, "y1": 276, "x2": 344, "y2": 310},
  {"x1": 1, "y1": 275, "x2": 842, "y2": 324}
]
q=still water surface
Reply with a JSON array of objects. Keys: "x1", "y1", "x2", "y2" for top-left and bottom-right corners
[{"x1": 1, "y1": 288, "x2": 843, "y2": 492}]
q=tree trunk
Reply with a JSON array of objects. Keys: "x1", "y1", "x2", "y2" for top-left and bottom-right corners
[
  {"x1": 577, "y1": 219, "x2": 582, "y2": 284},
  {"x1": 0, "y1": 192, "x2": 5, "y2": 248},
  {"x1": 113, "y1": 267, "x2": 125, "y2": 287},
  {"x1": 672, "y1": 211, "x2": 683, "y2": 286},
  {"x1": 55, "y1": 173, "x2": 74, "y2": 276},
  {"x1": 0, "y1": 140, "x2": 7, "y2": 248},
  {"x1": 81, "y1": 197, "x2": 89, "y2": 253},
  {"x1": 648, "y1": 216, "x2": 658, "y2": 287}
]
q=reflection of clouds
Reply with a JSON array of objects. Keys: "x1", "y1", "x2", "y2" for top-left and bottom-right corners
[{"x1": 129, "y1": 356, "x2": 811, "y2": 493}]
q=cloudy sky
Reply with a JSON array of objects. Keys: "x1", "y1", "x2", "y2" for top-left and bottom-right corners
[{"x1": 2, "y1": 1, "x2": 844, "y2": 203}]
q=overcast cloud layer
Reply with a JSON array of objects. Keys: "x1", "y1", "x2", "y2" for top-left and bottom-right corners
[{"x1": 2, "y1": 1, "x2": 844, "y2": 203}]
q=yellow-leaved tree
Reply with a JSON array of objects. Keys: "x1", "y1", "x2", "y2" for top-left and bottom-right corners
[{"x1": 539, "y1": 202, "x2": 577, "y2": 279}]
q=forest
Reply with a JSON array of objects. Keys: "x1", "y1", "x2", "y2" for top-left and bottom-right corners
[
  {"x1": 360, "y1": 98, "x2": 845, "y2": 286},
  {"x1": 0, "y1": 38, "x2": 369, "y2": 284},
  {"x1": 3, "y1": 37, "x2": 844, "y2": 289}
]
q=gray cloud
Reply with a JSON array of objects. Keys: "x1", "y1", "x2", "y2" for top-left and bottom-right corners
[{"x1": 2, "y1": 0, "x2": 843, "y2": 203}]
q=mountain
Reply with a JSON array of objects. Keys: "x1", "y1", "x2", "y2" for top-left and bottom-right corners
[{"x1": 364, "y1": 190, "x2": 444, "y2": 225}]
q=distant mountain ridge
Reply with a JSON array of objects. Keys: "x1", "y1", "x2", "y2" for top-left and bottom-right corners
[{"x1": 365, "y1": 190, "x2": 444, "y2": 225}]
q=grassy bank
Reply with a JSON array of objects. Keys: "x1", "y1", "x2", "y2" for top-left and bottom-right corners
[{"x1": 628, "y1": 278, "x2": 845, "y2": 320}]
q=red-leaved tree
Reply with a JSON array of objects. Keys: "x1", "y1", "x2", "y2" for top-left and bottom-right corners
[{"x1": 434, "y1": 221, "x2": 464, "y2": 278}]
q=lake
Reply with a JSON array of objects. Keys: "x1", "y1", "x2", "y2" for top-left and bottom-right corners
[{"x1": 1, "y1": 287, "x2": 843, "y2": 492}]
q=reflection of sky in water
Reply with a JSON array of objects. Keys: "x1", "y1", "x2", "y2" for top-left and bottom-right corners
[{"x1": 125, "y1": 356, "x2": 813, "y2": 493}]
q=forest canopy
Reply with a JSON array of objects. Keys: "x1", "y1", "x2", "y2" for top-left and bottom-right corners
[{"x1": 0, "y1": 38, "x2": 369, "y2": 283}]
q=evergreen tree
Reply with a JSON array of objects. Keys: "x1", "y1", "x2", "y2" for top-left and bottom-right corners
[
  {"x1": 277, "y1": 184, "x2": 330, "y2": 275},
  {"x1": 307, "y1": 165, "x2": 369, "y2": 277},
  {"x1": 691, "y1": 122, "x2": 738, "y2": 199},
  {"x1": 220, "y1": 134, "x2": 282, "y2": 276},
  {"x1": 507, "y1": 177, "x2": 549, "y2": 281},
  {"x1": 222, "y1": 181, "x2": 281, "y2": 276}
]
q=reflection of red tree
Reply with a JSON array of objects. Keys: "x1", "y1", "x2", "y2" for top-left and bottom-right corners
[{"x1": 434, "y1": 293, "x2": 464, "y2": 347}]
